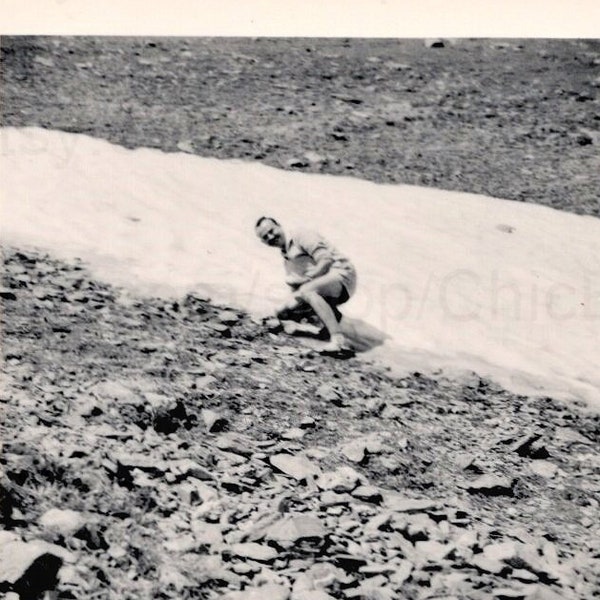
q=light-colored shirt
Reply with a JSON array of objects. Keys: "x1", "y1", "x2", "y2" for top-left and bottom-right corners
[{"x1": 282, "y1": 228, "x2": 357, "y2": 295}]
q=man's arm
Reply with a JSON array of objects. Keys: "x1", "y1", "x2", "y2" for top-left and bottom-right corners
[
  {"x1": 293, "y1": 230, "x2": 335, "y2": 279},
  {"x1": 304, "y1": 248, "x2": 333, "y2": 279}
]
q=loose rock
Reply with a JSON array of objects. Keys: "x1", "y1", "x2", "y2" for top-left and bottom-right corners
[{"x1": 270, "y1": 454, "x2": 321, "y2": 480}]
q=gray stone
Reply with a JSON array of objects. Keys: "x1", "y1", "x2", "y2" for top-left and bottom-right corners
[
  {"x1": 317, "y1": 467, "x2": 362, "y2": 492},
  {"x1": 510, "y1": 569, "x2": 540, "y2": 583},
  {"x1": 510, "y1": 434, "x2": 549, "y2": 459},
  {"x1": 296, "y1": 562, "x2": 349, "y2": 591},
  {"x1": 270, "y1": 454, "x2": 321, "y2": 480},
  {"x1": 388, "y1": 560, "x2": 413, "y2": 585},
  {"x1": 358, "y1": 563, "x2": 397, "y2": 576},
  {"x1": 224, "y1": 582, "x2": 290, "y2": 600},
  {"x1": 0, "y1": 533, "x2": 74, "y2": 596},
  {"x1": 282, "y1": 427, "x2": 307, "y2": 440},
  {"x1": 176, "y1": 139, "x2": 195, "y2": 153},
  {"x1": 529, "y1": 460, "x2": 558, "y2": 478},
  {"x1": 266, "y1": 514, "x2": 327, "y2": 544},
  {"x1": 483, "y1": 541, "x2": 520, "y2": 562},
  {"x1": 425, "y1": 38, "x2": 445, "y2": 48},
  {"x1": 470, "y1": 555, "x2": 507, "y2": 574},
  {"x1": 465, "y1": 475, "x2": 514, "y2": 496},
  {"x1": 384, "y1": 496, "x2": 440, "y2": 513},
  {"x1": 304, "y1": 151, "x2": 326, "y2": 164},
  {"x1": 90, "y1": 379, "x2": 140, "y2": 404},
  {"x1": 114, "y1": 452, "x2": 167, "y2": 473},
  {"x1": 491, "y1": 588, "x2": 527, "y2": 599},
  {"x1": 341, "y1": 442, "x2": 367, "y2": 463},
  {"x1": 553, "y1": 427, "x2": 591, "y2": 446},
  {"x1": 215, "y1": 435, "x2": 254, "y2": 457},
  {"x1": 319, "y1": 490, "x2": 352, "y2": 507},
  {"x1": 415, "y1": 540, "x2": 455, "y2": 561},
  {"x1": 218, "y1": 310, "x2": 240, "y2": 324},
  {"x1": 315, "y1": 383, "x2": 345, "y2": 405},
  {"x1": 210, "y1": 323, "x2": 232, "y2": 337},
  {"x1": 299, "y1": 417, "x2": 316, "y2": 429},
  {"x1": 287, "y1": 157, "x2": 309, "y2": 168},
  {"x1": 168, "y1": 458, "x2": 213, "y2": 481},
  {"x1": 230, "y1": 542, "x2": 278, "y2": 563},
  {"x1": 202, "y1": 409, "x2": 228, "y2": 433},
  {"x1": 352, "y1": 485, "x2": 383, "y2": 504},
  {"x1": 192, "y1": 522, "x2": 224, "y2": 546},
  {"x1": 345, "y1": 582, "x2": 395, "y2": 599},
  {"x1": 39, "y1": 508, "x2": 86, "y2": 537},
  {"x1": 363, "y1": 511, "x2": 393, "y2": 533},
  {"x1": 0, "y1": 288, "x2": 17, "y2": 300},
  {"x1": 521, "y1": 584, "x2": 564, "y2": 600},
  {"x1": 292, "y1": 590, "x2": 335, "y2": 600},
  {"x1": 332, "y1": 554, "x2": 368, "y2": 572},
  {"x1": 163, "y1": 534, "x2": 196, "y2": 553}
]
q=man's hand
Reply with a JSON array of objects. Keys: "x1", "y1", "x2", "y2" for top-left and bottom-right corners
[{"x1": 285, "y1": 274, "x2": 310, "y2": 288}]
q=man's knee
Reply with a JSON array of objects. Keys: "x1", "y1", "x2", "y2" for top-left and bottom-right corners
[{"x1": 295, "y1": 288, "x2": 320, "y2": 306}]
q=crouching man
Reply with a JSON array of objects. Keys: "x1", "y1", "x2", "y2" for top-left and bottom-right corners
[{"x1": 255, "y1": 216, "x2": 357, "y2": 354}]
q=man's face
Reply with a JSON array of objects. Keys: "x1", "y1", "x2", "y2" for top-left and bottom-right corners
[{"x1": 256, "y1": 220, "x2": 284, "y2": 248}]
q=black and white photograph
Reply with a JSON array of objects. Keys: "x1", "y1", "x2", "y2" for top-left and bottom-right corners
[{"x1": 1, "y1": 3, "x2": 599, "y2": 599}]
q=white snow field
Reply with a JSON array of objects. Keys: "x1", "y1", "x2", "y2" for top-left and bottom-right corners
[{"x1": 2, "y1": 127, "x2": 599, "y2": 410}]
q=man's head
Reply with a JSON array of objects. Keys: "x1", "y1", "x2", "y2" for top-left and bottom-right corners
[{"x1": 255, "y1": 216, "x2": 285, "y2": 249}]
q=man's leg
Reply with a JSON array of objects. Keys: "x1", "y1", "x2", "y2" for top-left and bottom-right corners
[{"x1": 295, "y1": 273, "x2": 347, "y2": 339}]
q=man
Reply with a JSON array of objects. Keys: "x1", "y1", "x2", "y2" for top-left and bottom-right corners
[{"x1": 255, "y1": 216, "x2": 357, "y2": 354}]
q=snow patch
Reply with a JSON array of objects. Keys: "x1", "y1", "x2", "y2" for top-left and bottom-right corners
[{"x1": 2, "y1": 127, "x2": 599, "y2": 409}]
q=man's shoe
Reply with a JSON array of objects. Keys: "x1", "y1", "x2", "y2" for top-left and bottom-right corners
[
  {"x1": 319, "y1": 333, "x2": 354, "y2": 356},
  {"x1": 282, "y1": 320, "x2": 322, "y2": 337}
]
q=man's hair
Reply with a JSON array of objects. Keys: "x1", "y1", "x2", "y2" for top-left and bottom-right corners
[{"x1": 255, "y1": 216, "x2": 279, "y2": 229}]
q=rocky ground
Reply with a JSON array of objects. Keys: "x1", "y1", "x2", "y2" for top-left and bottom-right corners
[
  {"x1": 1, "y1": 247, "x2": 599, "y2": 599},
  {"x1": 1, "y1": 36, "x2": 600, "y2": 600},
  {"x1": 1, "y1": 37, "x2": 599, "y2": 216}
]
